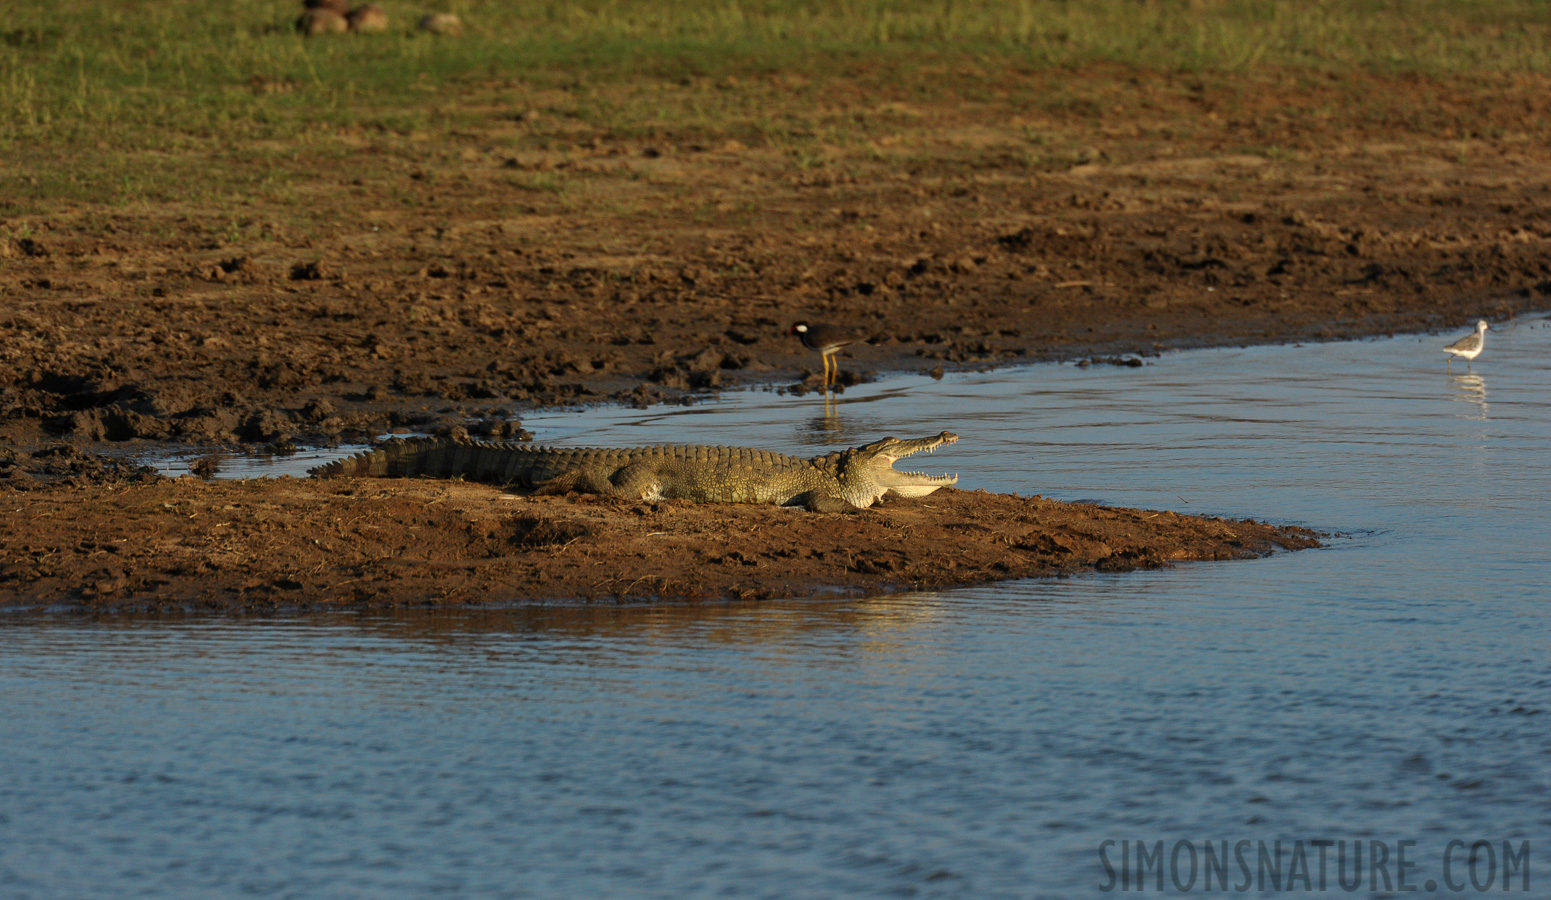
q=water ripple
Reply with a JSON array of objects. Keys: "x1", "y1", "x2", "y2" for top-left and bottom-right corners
[{"x1": 7, "y1": 320, "x2": 1551, "y2": 897}]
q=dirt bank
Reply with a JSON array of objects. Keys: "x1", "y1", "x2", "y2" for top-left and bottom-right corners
[
  {"x1": 0, "y1": 479, "x2": 1317, "y2": 613},
  {"x1": 5, "y1": 66, "x2": 1551, "y2": 464},
  {"x1": 4, "y1": 62, "x2": 1542, "y2": 608}
]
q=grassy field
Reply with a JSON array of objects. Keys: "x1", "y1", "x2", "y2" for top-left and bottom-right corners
[{"x1": 3, "y1": 0, "x2": 1551, "y2": 212}]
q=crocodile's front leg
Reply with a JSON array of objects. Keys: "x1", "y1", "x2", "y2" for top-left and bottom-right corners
[
  {"x1": 608, "y1": 461, "x2": 667, "y2": 501},
  {"x1": 532, "y1": 466, "x2": 636, "y2": 499},
  {"x1": 792, "y1": 491, "x2": 866, "y2": 513}
]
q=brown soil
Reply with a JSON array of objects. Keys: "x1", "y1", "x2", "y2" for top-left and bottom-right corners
[
  {"x1": 0, "y1": 480, "x2": 1317, "y2": 613},
  {"x1": 6, "y1": 67, "x2": 1551, "y2": 457},
  {"x1": 2, "y1": 63, "x2": 1545, "y2": 608}
]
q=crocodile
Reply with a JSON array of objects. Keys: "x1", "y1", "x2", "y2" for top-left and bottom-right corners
[{"x1": 311, "y1": 432, "x2": 959, "y2": 512}]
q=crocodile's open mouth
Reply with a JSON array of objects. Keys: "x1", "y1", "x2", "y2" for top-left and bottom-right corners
[{"x1": 877, "y1": 431, "x2": 959, "y2": 497}]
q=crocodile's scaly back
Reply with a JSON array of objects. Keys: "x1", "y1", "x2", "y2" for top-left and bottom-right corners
[
  {"x1": 311, "y1": 438, "x2": 545, "y2": 482},
  {"x1": 311, "y1": 433, "x2": 958, "y2": 511}
]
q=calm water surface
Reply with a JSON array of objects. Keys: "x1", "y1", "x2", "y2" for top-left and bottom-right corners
[{"x1": 4, "y1": 323, "x2": 1550, "y2": 898}]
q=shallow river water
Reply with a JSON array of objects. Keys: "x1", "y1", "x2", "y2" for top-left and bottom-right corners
[{"x1": 4, "y1": 322, "x2": 1549, "y2": 898}]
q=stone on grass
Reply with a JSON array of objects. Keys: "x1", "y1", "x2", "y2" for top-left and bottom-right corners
[
  {"x1": 347, "y1": 4, "x2": 389, "y2": 33},
  {"x1": 418, "y1": 13, "x2": 463, "y2": 36},
  {"x1": 297, "y1": 8, "x2": 348, "y2": 35}
]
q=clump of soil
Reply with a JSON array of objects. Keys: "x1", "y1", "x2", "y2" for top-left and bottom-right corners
[
  {"x1": 296, "y1": 8, "x2": 347, "y2": 36},
  {"x1": 418, "y1": 13, "x2": 462, "y2": 35},
  {"x1": 346, "y1": 4, "x2": 388, "y2": 33},
  {"x1": 0, "y1": 480, "x2": 1317, "y2": 613},
  {"x1": 0, "y1": 444, "x2": 160, "y2": 489}
]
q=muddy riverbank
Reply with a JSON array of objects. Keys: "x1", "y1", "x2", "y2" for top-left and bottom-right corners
[
  {"x1": 6, "y1": 66, "x2": 1551, "y2": 468},
  {"x1": 0, "y1": 480, "x2": 1317, "y2": 613}
]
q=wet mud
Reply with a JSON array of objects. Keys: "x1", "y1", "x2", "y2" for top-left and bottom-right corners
[
  {"x1": 7, "y1": 68, "x2": 1551, "y2": 461},
  {"x1": 0, "y1": 480, "x2": 1318, "y2": 613}
]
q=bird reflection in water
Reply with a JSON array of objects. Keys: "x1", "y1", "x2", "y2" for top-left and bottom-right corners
[
  {"x1": 823, "y1": 387, "x2": 841, "y2": 421},
  {"x1": 806, "y1": 391, "x2": 847, "y2": 439},
  {"x1": 1449, "y1": 372, "x2": 1488, "y2": 420},
  {"x1": 796, "y1": 389, "x2": 890, "y2": 449}
]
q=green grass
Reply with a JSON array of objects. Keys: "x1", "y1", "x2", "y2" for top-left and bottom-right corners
[
  {"x1": 3, "y1": 0, "x2": 1551, "y2": 209},
  {"x1": 7, "y1": 1, "x2": 1551, "y2": 137}
]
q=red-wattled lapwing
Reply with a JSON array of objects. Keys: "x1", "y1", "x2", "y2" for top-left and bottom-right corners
[
  {"x1": 1443, "y1": 320, "x2": 1491, "y2": 370},
  {"x1": 789, "y1": 321, "x2": 868, "y2": 388}
]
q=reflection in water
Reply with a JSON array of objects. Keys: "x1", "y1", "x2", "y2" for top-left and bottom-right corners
[
  {"x1": 156, "y1": 443, "x2": 369, "y2": 480},
  {"x1": 800, "y1": 400, "x2": 849, "y2": 437},
  {"x1": 23, "y1": 593, "x2": 957, "y2": 660},
  {"x1": 354, "y1": 593, "x2": 950, "y2": 648},
  {"x1": 798, "y1": 392, "x2": 868, "y2": 445},
  {"x1": 795, "y1": 384, "x2": 962, "y2": 448},
  {"x1": 1449, "y1": 372, "x2": 1488, "y2": 420},
  {"x1": 806, "y1": 390, "x2": 847, "y2": 437}
]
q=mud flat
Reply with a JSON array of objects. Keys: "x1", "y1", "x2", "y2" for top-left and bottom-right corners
[
  {"x1": 6, "y1": 62, "x2": 1551, "y2": 462},
  {"x1": 0, "y1": 479, "x2": 1316, "y2": 613}
]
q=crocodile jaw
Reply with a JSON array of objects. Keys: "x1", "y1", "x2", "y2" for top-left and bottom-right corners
[{"x1": 871, "y1": 431, "x2": 960, "y2": 498}]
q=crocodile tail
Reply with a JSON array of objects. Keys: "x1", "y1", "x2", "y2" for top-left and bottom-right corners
[{"x1": 310, "y1": 437, "x2": 525, "y2": 482}]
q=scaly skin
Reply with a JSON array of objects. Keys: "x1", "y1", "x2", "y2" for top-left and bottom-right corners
[{"x1": 311, "y1": 432, "x2": 959, "y2": 512}]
